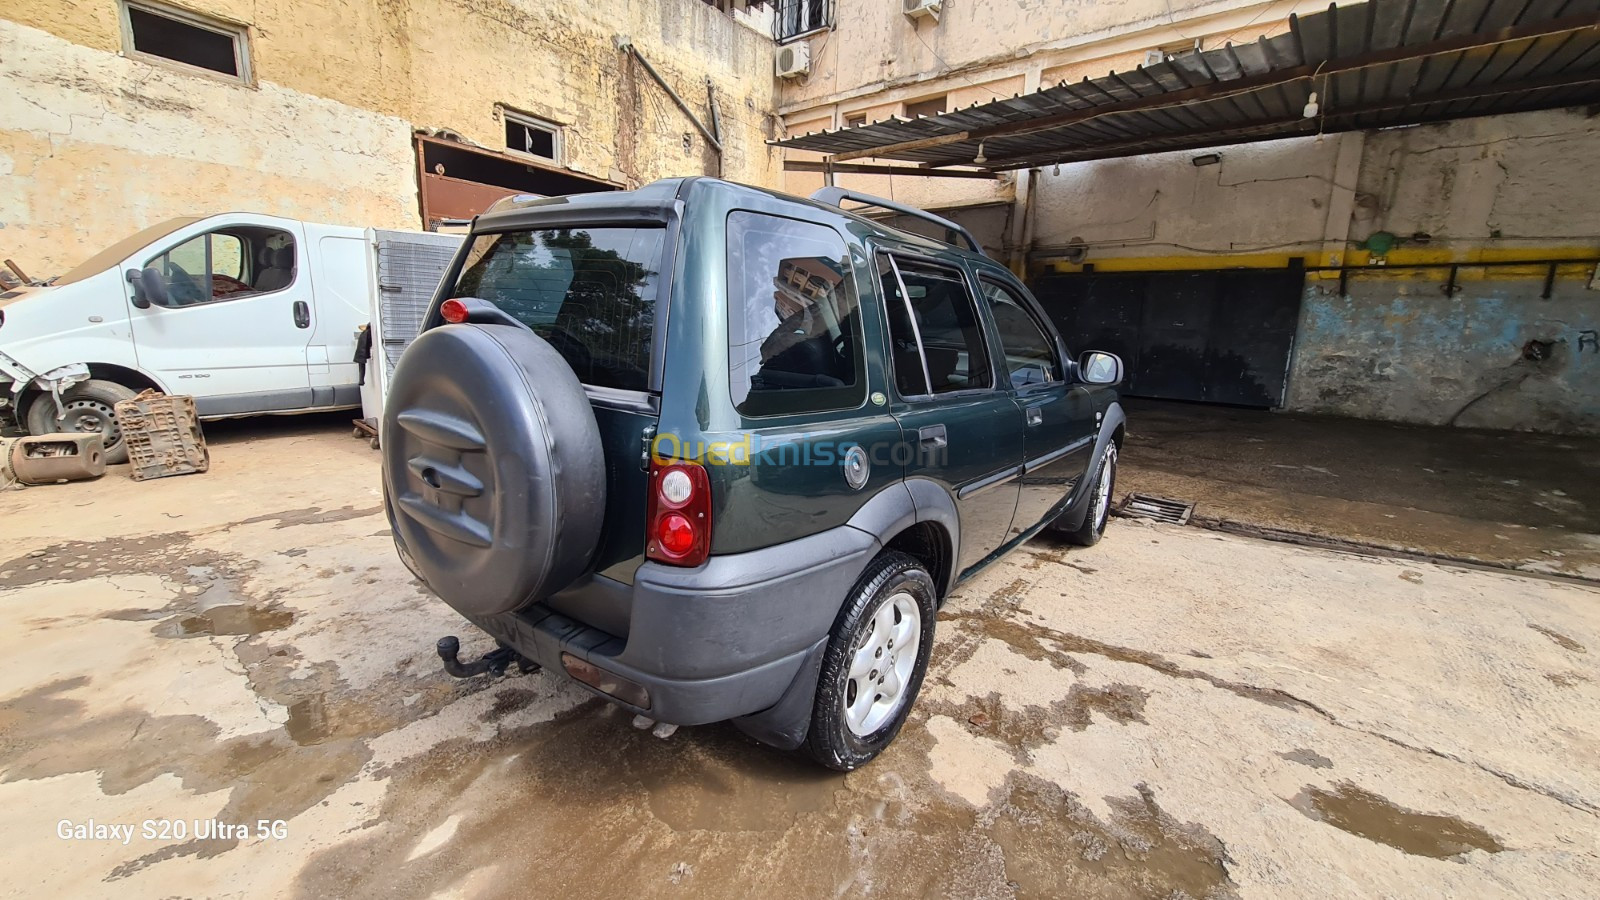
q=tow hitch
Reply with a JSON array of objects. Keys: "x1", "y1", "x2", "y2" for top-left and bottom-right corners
[{"x1": 436, "y1": 635, "x2": 539, "y2": 678}]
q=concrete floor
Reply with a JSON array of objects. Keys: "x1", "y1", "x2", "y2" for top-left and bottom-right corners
[
  {"x1": 1118, "y1": 399, "x2": 1600, "y2": 581},
  {"x1": 3, "y1": 417, "x2": 1599, "y2": 898}
]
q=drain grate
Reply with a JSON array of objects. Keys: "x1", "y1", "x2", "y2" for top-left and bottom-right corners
[{"x1": 1118, "y1": 493, "x2": 1194, "y2": 525}]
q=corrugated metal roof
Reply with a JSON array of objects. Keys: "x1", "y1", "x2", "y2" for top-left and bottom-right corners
[{"x1": 773, "y1": 0, "x2": 1600, "y2": 170}]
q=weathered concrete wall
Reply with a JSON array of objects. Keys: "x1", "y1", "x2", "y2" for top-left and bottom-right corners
[
  {"x1": 2, "y1": 0, "x2": 778, "y2": 277},
  {"x1": 1029, "y1": 133, "x2": 1353, "y2": 264},
  {"x1": 0, "y1": 20, "x2": 417, "y2": 279},
  {"x1": 1288, "y1": 279, "x2": 1600, "y2": 434},
  {"x1": 1283, "y1": 110, "x2": 1600, "y2": 434}
]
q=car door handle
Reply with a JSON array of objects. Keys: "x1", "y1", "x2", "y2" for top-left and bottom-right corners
[
  {"x1": 918, "y1": 424, "x2": 947, "y2": 449},
  {"x1": 1026, "y1": 408, "x2": 1043, "y2": 427},
  {"x1": 293, "y1": 300, "x2": 310, "y2": 329}
]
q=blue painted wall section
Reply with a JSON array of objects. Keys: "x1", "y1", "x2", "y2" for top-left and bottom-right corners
[{"x1": 1286, "y1": 278, "x2": 1600, "y2": 435}]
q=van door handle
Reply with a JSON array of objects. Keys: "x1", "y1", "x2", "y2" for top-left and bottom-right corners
[
  {"x1": 1027, "y1": 408, "x2": 1043, "y2": 426},
  {"x1": 293, "y1": 300, "x2": 310, "y2": 329},
  {"x1": 918, "y1": 424, "x2": 947, "y2": 449}
]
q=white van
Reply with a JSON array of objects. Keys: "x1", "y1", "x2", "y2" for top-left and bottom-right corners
[{"x1": 0, "y1": 214, "x2": 459, "y2": 462}]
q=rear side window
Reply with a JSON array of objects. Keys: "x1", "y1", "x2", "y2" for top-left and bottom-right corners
[
  {"x1": 727, "y1": 211, "x2": 864, "y2": 417},
  {"x1": 450, "y1": 227, "x2": 664, "y2": 392},
  {"x1": 879, "y1": 254, "x2": 993, "y2": 396}
]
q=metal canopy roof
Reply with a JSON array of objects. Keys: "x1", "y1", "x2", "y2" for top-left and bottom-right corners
[{"x1": 773, "y1": 0, "x2": 1600, "y2": 171}]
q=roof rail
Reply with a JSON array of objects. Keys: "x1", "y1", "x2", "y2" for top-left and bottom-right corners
[{"x1": 810, "y1": 186, "x2": 983, "y2": 256}]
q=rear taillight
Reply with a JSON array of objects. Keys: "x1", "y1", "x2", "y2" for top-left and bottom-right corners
[
  {"x1": 647, "y1": 459, "x2": 711, "y2": 567},
  {"x1": 440, "y1": 298, "x2": 469, "y2": 323}
]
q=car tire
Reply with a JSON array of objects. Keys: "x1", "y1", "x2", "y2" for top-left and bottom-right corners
[
  {"x1": 803, "y1": 551, "x2": 937, "y2": 771},
  {"x1": 26, "y1": 379, "x2": 137, "y2": 466},
  {"x1": 1060, "y1": 442, "x2": 1117, "y2": 547}
]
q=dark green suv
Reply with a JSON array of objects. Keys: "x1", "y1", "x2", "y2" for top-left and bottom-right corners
[{"x1": 381, "y1": 177, "x2": 1125, "y2": 770}]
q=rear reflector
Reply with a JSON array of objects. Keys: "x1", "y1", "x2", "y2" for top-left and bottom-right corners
[
  {"x1": 440, "y1": 298, "x2": 469, "y2": 323},
  {"x1": 561, "y1": 653, "x2": 651, "y2": 709}
]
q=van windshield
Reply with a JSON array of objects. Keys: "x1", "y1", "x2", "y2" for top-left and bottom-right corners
[
  {"x1": 449, "y1": 227, "x2": 664, "y2": 392},
  {"x1": 52, "y1": 217, "x2": 205, "y2": 286}
]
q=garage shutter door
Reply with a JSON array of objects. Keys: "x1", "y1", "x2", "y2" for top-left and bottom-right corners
[{"x1": 1032, "y1": 266, "x2": 1305, "y2": 408}]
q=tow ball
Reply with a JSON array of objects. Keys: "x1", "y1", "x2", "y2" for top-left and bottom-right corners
[{"x1": 436, "y1": 636, "x2": 539, "y2": 678}]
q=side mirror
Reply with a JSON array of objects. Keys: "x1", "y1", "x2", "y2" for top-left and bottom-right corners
[
  {"x1": 1078, "y1": 350, "x2": 1124, "y2": 386},
  {"x1": 125, "y1": 267, "x2": 167, "y2": 309}
]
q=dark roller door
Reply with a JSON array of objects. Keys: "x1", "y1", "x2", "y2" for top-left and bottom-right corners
[
  {"x1": 1209, "y1": 269, "x2": 1303, "y2": 406},
  {"x1": 1032, "y1": 265, "x2": 1304, "y2": 408},
  {"x1": 1135, "y1": 272, "x2": 1217, "y2": 403}
]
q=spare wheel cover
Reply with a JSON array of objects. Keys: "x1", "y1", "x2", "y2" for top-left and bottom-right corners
[{"x1": 382, "y1": 323, "x2": 606, "y2": 617}]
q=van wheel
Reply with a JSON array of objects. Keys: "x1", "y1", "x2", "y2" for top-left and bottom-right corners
[
  {"x1": 804, "y1": 551, "x2": 936, "y2": 771},
  {"x1": 26, "y1": 380, "x2": 137, "y2": 465}
]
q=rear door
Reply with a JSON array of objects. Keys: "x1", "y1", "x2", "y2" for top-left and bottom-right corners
[
  {"x1": 975, "y1": 274, "x2": 1093, "y2": 538},
  {"x1": 877, "y1": 251, "x2": 1023, "y2": 575},
  {"x1": 125, "y1": 216, "x2": 314, "y2": 413}
]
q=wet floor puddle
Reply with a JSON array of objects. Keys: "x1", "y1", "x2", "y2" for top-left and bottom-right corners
[
  {"x1": 1289, "y1": 782, "x2": 1504, "y2": 859},
  {"x1": 168, "y1": 604, "x2": 295, "y2": 637},
  {"x1": 989, "y1": 776, "x2": 1236, "y2": 899}
]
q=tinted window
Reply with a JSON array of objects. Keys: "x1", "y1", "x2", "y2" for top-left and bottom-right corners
[
  {"x1": 980, "y1": 279, "x2": 1060, "y2": 388},
  {"x1": 727, "y1": 212, "x2": 864, "y2": 417},
  {"x1": 880, "y1": 255, "x2": 992, "y2": 396},
  {"x1": 451, "y1": 227, "x2": 663, "y2": 392}
]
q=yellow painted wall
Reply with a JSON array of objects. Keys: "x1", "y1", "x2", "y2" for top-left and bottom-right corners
[{"x1": 3, "y1": 0, "x2": 778, "y2": 277}]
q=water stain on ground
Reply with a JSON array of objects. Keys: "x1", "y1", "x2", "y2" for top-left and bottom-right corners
[
  {"x1": 231, "y1": 505, "x2": 383, "y2": 530},
  {"x1": 289, "y1": 682, "x2": 1237, "y2": 900},
  {"x1": 480, "y1": 687, "x2": 541, "y2": 723},
  {"x1": 941, "y1": 609, "x2": 1325, "y2": 717},
  {"x1": 1529, "y1": 623, "x2": 1587, "y2": 653},
  {"x1": 986, "y1": 774, "x2": 1237, "y2": 899},
  {"x1": 940, "y1": 685, "x2": 1149, "y2": 763},
  {"x1": 0, "y1": 677, "x2": 372, "y2": 878},
  {"x1": 1288, "y1": 782, "x2": 1504, "y2": 860},
  {"x1": 1278, "y1": 748, "x2": 1335, "y2": 769},
  {"x1": 0, "y1": 532, "x2": 230, "y2": 590},
  {"x1": 166, "y1": 604, "x2": 296, "y2": 637}
]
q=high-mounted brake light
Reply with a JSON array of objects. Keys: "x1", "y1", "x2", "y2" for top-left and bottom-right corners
[
  {"x1": 440, "y1": 298, "x2": 469, "y2": 324},
  {"x1": 647, "y1": 459, "x2": 711, "y2": 567}
]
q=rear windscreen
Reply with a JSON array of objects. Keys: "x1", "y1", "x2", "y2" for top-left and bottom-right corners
[{"x1": 449, "y1": 227, "x2": 664, "y2": 392}]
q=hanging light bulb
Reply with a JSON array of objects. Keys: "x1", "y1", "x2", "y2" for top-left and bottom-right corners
[
  {"x1": 1302, "y1": 91, "x2": 1320, "y2": 119},
  {"x1": 1053, "y1": 163, "x2": 1061, "y2": 176},
  {"x1": 973, "y1": 141, "x2": 987, "y2": 164}
]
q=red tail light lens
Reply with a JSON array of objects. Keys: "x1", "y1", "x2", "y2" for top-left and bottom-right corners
[
  {"x1": 440, "y1": 298, "x2": 469, "y2": 323},
  {"x1": 647, "y1": 459, "x2": 710, "y2": 566}
]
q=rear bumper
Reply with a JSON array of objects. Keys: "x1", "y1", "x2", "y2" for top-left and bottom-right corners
[{"x1": 461, "y1": 522, "x2": 880, "y2": 727}]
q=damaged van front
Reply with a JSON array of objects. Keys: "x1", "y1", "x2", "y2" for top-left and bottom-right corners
[{"x1": 0, "y1": 242, "x2": 154, "y2": 449}]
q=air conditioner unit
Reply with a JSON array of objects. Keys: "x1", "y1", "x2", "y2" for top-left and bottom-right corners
[
  {"x1": 904, "y1": 0, "x2": 942, "y2": 22},
  {"x1": 776, "y1": 42, "x2": 811, "y2": 79}
]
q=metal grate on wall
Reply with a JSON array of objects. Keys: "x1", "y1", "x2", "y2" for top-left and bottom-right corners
[{"x1": 373, "y1": 231, "x2": 463, "y2": 378}]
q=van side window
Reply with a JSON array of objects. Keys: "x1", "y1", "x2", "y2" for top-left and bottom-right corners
[
  {"x1": 727, "y1": 211, "x2": 865, "y2": 417},
  {"x1": 144, "y1": 227, "x2": 295, "y2": 306},
  {"x1": 979, "y1": 279, "x2": 1061, "y2": 388},
  {"x1": 879, "y1": 254, "x2": 993, "y2": 397}
]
